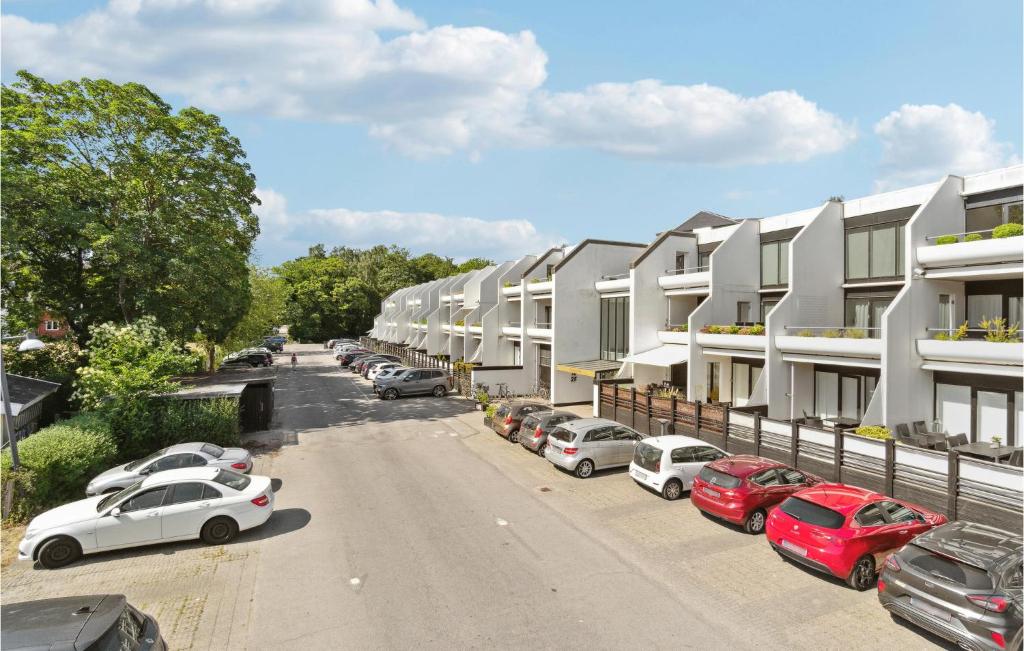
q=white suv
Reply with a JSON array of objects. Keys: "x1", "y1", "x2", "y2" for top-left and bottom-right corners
[{"x1": 628, "y1": 435, "x2": 728, "y2": 500}]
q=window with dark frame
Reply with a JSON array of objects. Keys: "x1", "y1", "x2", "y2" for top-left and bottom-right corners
[
  {"x1": 675, "y1": 252, "x2": 687, "y2": 273},
  {"x1": 760, "y1": 240, "x2": 790, "y2": 287},
  {"x1": 599, "y1": 296, "x2": 630, "y2": 361},
  {"x1": 845, "y1": 221, "x2": 905, "y2": 281}
]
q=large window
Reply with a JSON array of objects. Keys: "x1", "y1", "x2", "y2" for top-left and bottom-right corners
[
  {"x1": 761, "y1": 297, "x2": 780, "y2": 322},
  {"x1": 966, "y1": 201, "x2": 1023, "y2": 234},
  {"x1": 512, "y1": 341, "x2": 522, "y2": 366},
  {"x1": 846, "y1": 223, "x2": 904, "y2": 280},
  {"x1": 844, "y1": 292, "x2": 895, "y2": 337},
  {"x1": 600, "y1": 296, "x2": 630, "y2": 361},
  {"x1": 760, "y1": 240, "x2": 790, "y2": 287},
  {"x1": 814, "y1": 367, "x2": 878, "y2": 421},
  {"x1": 731, "y1": 360, "x2": 763, "y2": 406},
  {"x1": 934, "y1": 373, "x2": 1020, "y2": 445},
  {"x1": 698, "y1": 251, "x2": 712, "y2": 270}
]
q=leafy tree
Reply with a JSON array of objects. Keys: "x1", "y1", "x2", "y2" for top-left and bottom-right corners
[
  {"x1": 222, "y1": 267, "x2": 287, "y2": 353},
  {"x1": 277, "y1": 255, "x2": 372, "y2": 341},
  {"x1": 456, "y1": 257, "x2": 493, "y2": 273},
  {"x1": 411, "y1": 253, "x2": 457, "y2": 282},
  {"x1": 1, "y1": 71, "x2": 258, "y2": 346}
]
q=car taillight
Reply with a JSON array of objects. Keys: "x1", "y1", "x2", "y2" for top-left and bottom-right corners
[
  {"x1": 991, "y1": 632, "x2": 1007, "y2": 649},
  {"x1": 877, "y1": 579, "x2": 886, "y2": 593},
  {"x1": 251, "y1": 495, "x2": 270, "y2": 507},
  {"x1": 504, "y1": 415, "x2": 513, "y2": 425},
  {"x1": 968, "y1": 595, "x2": 1009, "y2": 613},
  {"x1": 534, "y1": 426, "x2": 543, "y2": 439},
  {"x1": 231, "y1": 462, "x2": 248, "y2": 470},
  {"x1": 654, "y1": 461, "x2": 661, "y2": 472},
  {"x1": 884, "y1": 555, "x2": 900, "y2": 572},
  {"x1": 563, "y1": 447, "x2": 578, "y2": 455}
]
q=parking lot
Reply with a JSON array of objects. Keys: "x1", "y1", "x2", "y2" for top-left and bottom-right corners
[{"x1": 2, "y1": 345, "x2": 950, "y2": 649}]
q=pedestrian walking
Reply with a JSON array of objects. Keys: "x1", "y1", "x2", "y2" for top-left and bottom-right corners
[{"x1": 291, "y1": 353, "x2": 297, "y2": 369}]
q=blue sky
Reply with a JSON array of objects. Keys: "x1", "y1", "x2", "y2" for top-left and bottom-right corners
[{"x1": 3, "y1": 0, "x2": 1021, "y2": 265}]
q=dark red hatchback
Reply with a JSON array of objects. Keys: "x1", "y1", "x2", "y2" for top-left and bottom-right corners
[{"x1": 690, "y1": 455, "x2": 821, "y2": 534}]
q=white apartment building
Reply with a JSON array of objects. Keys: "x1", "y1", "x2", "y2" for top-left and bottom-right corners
[{"x1": 368, "y1": 165, "x2": 1023, "y2": 446}]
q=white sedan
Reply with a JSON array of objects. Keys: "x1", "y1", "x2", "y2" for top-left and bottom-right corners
[{"x1": 19, "y1": 467, "x2": 275, "y2": 569}]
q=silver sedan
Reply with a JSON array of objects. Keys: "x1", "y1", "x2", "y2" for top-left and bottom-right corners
[{"x1": 86, "y1": 442, "x2": 253, "y2": 495}]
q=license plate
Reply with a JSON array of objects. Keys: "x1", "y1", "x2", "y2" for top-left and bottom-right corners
[
  {"x1": 910, "y1": 598, "x2": 951, "y2": 621},
  {"x1": 702, "y1": 487, "x2": 720, "y2": 498},
  {"x1": 781, "y1": 540, "x2": 807, "y2": 556},
  {"x1": 633, "y1": 470, "x2": 647, "y2": 481}
]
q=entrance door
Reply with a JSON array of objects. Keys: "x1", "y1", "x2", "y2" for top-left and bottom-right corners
[
  {"x1": 537, "y1": 344, "x2": 551, "y2": 391},
  {"x1": 840, "y1": 375, "x2": 861, "y2": 420},
  {"x1": 707, "y1": 362, "x2": 721, "y2": 402}
]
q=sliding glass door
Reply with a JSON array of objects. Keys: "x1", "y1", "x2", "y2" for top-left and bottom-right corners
[{"x1": 976, "y1": 391, "x2": 1009, "y2": 444}]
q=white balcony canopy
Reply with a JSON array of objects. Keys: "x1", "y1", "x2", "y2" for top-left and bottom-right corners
[{"x1": 621, "y1": 344, "x2": 689, "y2": 367}]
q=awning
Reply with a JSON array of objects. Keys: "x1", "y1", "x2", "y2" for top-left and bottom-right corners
[
  {"x1": 702, "y1": 348, "x2": 765, "y2": 360},
  {"x1": 922, "y1": 361, "x2": 1023, "y2": 378},
  {"x1": 782, "y1": 353, "x2": 880, "y2": 369},
  {"x1": 621, "y1": 344, "x2": 689, "y2": 367},
  {"x1": 555, "y1": 359, "x2": 622, "y2": 379}
]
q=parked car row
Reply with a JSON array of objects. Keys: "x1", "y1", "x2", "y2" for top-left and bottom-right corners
[
  {"x1": 482, "y1": 402, "x2": 1023, "y2": 649},
  {"x1": 220, "y1": 347, "x2": 274, "y2": 368},
  {"x1": 17, "y1": 442, "x2": 272, "y2": 570},
  {"x1": 340, "y1": 346, "x2": 455, "y2": 401}
]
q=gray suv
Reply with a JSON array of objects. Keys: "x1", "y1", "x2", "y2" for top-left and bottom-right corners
[
  {"x1": 879, "y1": 520, "x2": 1022, "y2": 650},
  {"x1": 377, "y1": 368, "x2": 452, "y2": 400},
  {"x1": 543, "y1": 418, "x2": 646, "y2": 478}
]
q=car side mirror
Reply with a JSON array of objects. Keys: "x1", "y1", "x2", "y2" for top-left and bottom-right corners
[
  {"x1": 110, "y1": 507, "x2": 122, "y2": 517},
  {"x1": 403, "y1": 376, "x2": 412, "y2": 382}
]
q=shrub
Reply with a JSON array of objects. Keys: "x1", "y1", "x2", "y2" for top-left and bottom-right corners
[
  {"x1": 726, "y1": 325, "x2": 742, "y2": 334},
  {"x1": 797, "y1": 329, "x2": 814, "y2": 337},
  {"x1": 855, "y1": 425, "x2": 892, "y2": 440},
  {"x1": 843, "y1": 328, "x2": 867, "y2": 339},
  {"x1": 0, "y1": 413, "x2": 117, "y2": 520},
  {"x1": 160, "y1": 398, "x2": 241, "y2": 448},
  {"x1": 993, "y1": 223, "x2": 1023, "y2": 239},
  {"x1": 934, "y1": 321, "x2": 969, "y2": 341},
  {"x1": 474, "y1": 390, "x2": 489, "y2": 406},
  {"x1": 980, "y1": 317, "x2": 1021, "y2": 343},
  {"x1": 748, "y1": 324, "x2": 765, "y2": 335},
  {"x1": 964, "y1": 233, "x2": 984, "y2": 242},
  {"x1": 454, "y1": 319, "x2": 465, "y2": 327},
  {"x1": 933, "y1": 331, "x2": 949, "y2": 341},
  {"x1": 934, "y1": 235, "x2": 958, "y2": 245},
  {"x1": 485, "y1": 403, "x2": 498, "y2": 420},
  {"x1": 822, "y1": 329, "x2": 842, "y2": 338},
  {"x1": 669, "y1": 324, "x2": 688, "y2": 333}
]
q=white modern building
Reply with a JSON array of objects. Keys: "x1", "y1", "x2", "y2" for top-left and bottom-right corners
[{"x1": 368, "y1": 165, "x2": 1023, "y2": 446}]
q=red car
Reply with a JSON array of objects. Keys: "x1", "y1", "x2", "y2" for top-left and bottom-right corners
[
  {"x1": 690, "y1": 455, "x2": 822, "y2": 534},
  {"x1": 765, "y1": 483, "x2": 947, "y2": 590}
]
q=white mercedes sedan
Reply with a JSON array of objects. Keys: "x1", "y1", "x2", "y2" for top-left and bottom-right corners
[{"x1": 19, "y1": 467, "x2": 275, "y2": 569}]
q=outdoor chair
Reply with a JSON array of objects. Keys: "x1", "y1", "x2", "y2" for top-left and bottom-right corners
[
  {"x1": 1008, "y1": 449, "x2": 1023, "y2": 467},
  {"x1": 894, "y1": 424, "x2": 927, "y2": 447},
  {"x1": 946, "y1": 433, "x2": 968, "y2": 448},
  {"x1": 931, "y1": 439, "x2": 948, "y2": 451},
  {"x1": 912, "y1": 421, "x2": 928, "y2": 435}
]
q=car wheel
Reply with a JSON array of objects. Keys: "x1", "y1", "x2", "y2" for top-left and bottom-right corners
[
  {"x1": 744, "y1": 509, "x2": 767, "y2": 534},
  {"x1": 537, "y1": 443, "x2": 547, "y2": 457},
  {"x1": 846, "y1": 555, "x2": 876, "y2": 591},
  {"x1": 662, "y1": 479, "x2": 683, "y2": 501},
  {"x1": 37, "y1": 536, "x2": 81, "y2": 569},
  {"x1": 201, "y1": 516, "x2": 239, "y2": 545},
  {"x1": 432, "y1": 385, "x2": 447, "y2": 397},
  {"x1": 574, "y1": 459, "x2": 595, "y2": 479},
  {"x1": 383, "y1": 388, "x2": 399, "y2": 400},
  {"x1": 507, "y1": 429, "x2": 519, "y2": 444}
]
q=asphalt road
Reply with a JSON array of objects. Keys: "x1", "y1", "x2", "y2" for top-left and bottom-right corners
[{"x1": 247, "y1": 345, "x2": 734, "y2": 649}]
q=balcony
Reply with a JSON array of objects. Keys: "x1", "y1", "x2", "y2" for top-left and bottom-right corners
[
  {"x1": 595, "y1": 272, "x2": 630, "y2": 293},
  {"x1": 526, "y1": 321, "x2": 553, "y2": 339},
  {"x1": 441, "y1": 295, "x2": 452, "y2": 303},
  {"x1": 502, "y1": 321, "x2": 522, "y2": 337},
  {"x1": 657, "y1": 326, "x2": 689, "y2": 344},
  {"x1": 453, "y1": 292, "x2": 465, "y2": 302},
  {"x1": 776, "y1": 327, "x2": 883, "y2": 367},
  {"x1": 695, "y1": 325, "x2": 766, "y2": 359},
  {"x1": 501, "y1": 284, "x2": 522, "y2": 298},
  {"x1": 452, "y1": 325, "x2": 465, "y2": 334},
  {"x1": 917, "y1": 229, "x2": 1023, "y2": 280},
  {"x1": 468, "y1": 324, "x2": 483, "y2": 335},
  {"x1": 526, "y1": 279, "x2": 553, "y2": 295},
  {"x1": 658, "y1": 265, "x2": 710, "y2": 294},
  {"x1": 441, "y1": 324, "x2": 451, "y2": 333},
  {"x1": 917, "y1": 327, "x2": 1023, "y2": 376}
]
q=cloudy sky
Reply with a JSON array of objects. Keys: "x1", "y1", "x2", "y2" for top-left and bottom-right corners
[{"x1": 3, "y1": 0, "x2": 1021, "y2": 264}]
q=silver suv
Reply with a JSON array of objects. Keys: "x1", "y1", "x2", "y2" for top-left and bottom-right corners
[
  {"x1": 377, "y1": 368, "x2": 452, "y2": 400},
  {"x1": 543, "y1": 418, "x2": 645, "y2": 478}
]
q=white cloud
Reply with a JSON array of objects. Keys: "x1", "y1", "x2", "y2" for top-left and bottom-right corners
[
  {"x1": 530, "y1": 81, "x2": 856, "y2": 164},
  {"x1": 2, "y1": 0, "x2": 854, "y2": 164},
  {"x1": 873, "y1": 103, "x2": 1019, "y2": 191},
  {"x1": 253, "y1": 188, "x2": 564, "y2": 264}
]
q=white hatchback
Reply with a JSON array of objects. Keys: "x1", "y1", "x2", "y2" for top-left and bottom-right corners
[
  {"x1": 19, "y1": 467, "x2": 275, "y2": 569},
  {"x1": 628, "y1": 435, "x2": 729, "y2": 500}
]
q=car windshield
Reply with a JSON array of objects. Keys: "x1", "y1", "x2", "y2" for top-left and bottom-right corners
[
  {"x1": 86, "y1": 605, "x2": 144, "y2": 651},
  {"x1": 779, "y1": 497, "x2": 844, "y2": 529},
  {"x1": 200, "y1": 443, "x2": 225, "y2": 458},
  {"x1": 905, "y1": 544, "x2": 993, "y2": 589},
  {"x1": 634, "y1": 442, "x2": 662, "y2": 472},
  {"x1": 549, "y1": 427, "x2": 573, "y2": 443},
  {"x1": 97, "y1": 479, "x2": 144, "y2": 512},
  {"x1": 213, "y1": 469, "x2": 251, "y2": 491},
  {"x1": 124, "y1": 448, "x2": 168, "y2": 472},
  {"x1": 698, "y1": 466, "x2": 742, "y2": 489}
]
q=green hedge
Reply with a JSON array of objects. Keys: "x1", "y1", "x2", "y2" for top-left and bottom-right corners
[
  {"x1": 993, "y1": 223, "x2": 1023, "y2": 239},
  {"x1": 1, "y1": 413, "x2": 118, "y2": 520},
  {"x1": 160, "y1": 398, "x2": 240, "y2": 448}
]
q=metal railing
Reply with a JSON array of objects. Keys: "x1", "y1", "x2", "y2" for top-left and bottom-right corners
[
  {"x1": 600, "y1": 272, "x2": 630, "y2": 280},
  {"x1": 532, "y1": 322, "x2": 552, "y2": 329},
  {"x1": 663, "y1": 264, "x2": 709, "y2": 275},
  {"x1": 924, "y1": 227, "x2": 999, "y2": 242},
  {"x1": 506, "y1": 321, "x2": 521, "y2": 327},
  {"x1": 784, "y1": 325, "x2": 883, "y2": 339}
]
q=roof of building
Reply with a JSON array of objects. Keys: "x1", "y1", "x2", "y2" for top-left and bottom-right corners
[
  {"x1": 673, "y1": 211, "x2": 738, "y2": 232},
  {"x1": 167, "y1": 366, "x2": 276, "y2": 399},
  {"x1": 0, "y1": 374, "x2": 62, "y2": 417}
]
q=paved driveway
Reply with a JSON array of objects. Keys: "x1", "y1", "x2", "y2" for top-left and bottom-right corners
[{"x1": 1, "y1": 345, "x2": 949, "y2": 649}]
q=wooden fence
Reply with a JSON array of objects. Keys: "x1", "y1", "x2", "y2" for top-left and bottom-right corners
[{"x1": 598, "y1": 382, "x2": 1023, "y2": 532}]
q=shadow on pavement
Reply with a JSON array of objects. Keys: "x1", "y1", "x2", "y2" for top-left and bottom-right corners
[{"x1": 271, "y1": 478, "x2": 283, "y2": 492}]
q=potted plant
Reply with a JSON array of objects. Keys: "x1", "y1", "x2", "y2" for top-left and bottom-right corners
[{"x1": 991, "y1": 435, "x2": 1003, "y2": 449}]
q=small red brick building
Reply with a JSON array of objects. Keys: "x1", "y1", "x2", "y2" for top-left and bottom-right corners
[{"x1": 36, "y1": 312, "x2": 70, "y2": 339}]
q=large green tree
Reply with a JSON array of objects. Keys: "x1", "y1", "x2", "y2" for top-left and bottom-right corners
[
  {"x1": 1, "y1": 71, "x2": 259, "y2": 345},
  {"x1": 277, "y1": 255, "x2": 376, "y2": 342},
  {"x1": 222, "y1": 266, "x2": 287, "y2": 353}
]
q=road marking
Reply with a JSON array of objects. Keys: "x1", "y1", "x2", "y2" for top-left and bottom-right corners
[
  {"x1": 495, "y1": 518, "x2": 509, "y2": 526},
  {"x1": 349, "y1": 577, "x2": 361, "y2": 586}
]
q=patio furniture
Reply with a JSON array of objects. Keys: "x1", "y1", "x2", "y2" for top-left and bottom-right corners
[
  {"x1": 894, "y1": 424, "x2": 928, "y2": 448},
  {"x1": 931, "y1": 438, "x2": 948, "y2": 451},
  {"x1": 953, "y1": 441, "x2": 1016, "y2": 463},
  {"x1": 826, "y1": 416, "x2": 860, "y2": 430},
  {"x1": 1008, "y1": 449, "x2": 1023, "y2": 467},
  {"x1": 912, "y1": 421, "x2": 928, "y2": 435},
  {"x1": 946, "y1": 433, "x2": 968, "y2": 447}
]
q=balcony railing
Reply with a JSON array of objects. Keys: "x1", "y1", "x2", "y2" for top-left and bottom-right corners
[
  {"x1": 601, "y1": 272, "x2": 630, "y2": 280},
  {"x1": 783, "y1": 325, "x2": 882, "y2": 339},
  {"x1": 663, "y1": 264, "x2": 709, "y2": 275},
  {"x1": 534, "y1": 321, "x2": 552, "y2": 328}
]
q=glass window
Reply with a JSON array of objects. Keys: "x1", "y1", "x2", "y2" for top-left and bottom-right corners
[
  {"x1": 691, "y1": 446, "x2": 725, "y2": 462},
  {"x1": 202, "y1": 484, "x2": 223, "y2": 500},
  {"x1": 600, "y1": 296, "x2": 630, "y2": 361},
  {"x1": 814, "y1": 371, "x2": 838, "y2": 419},
  {"x1": 212, "y1": 469, "x2": 251, "y2": 491},
  {"x1": 612, "y1": 426, "x2": 640, "y2": 441},
  {"x1": 906, "y1": 545, "x2": 994, "y2": 589},
  {"x1": 583, "y1": 427, "x2": 612, "y2": 442},
  {"x1": 675, "y1": 252, "x2": 687, "y2": 273},
  {"x1": 779, "y1": 468, "x2": 806, "y2": 485},
  {"x1": 968, "y1": 294, "x2": 1002, "y2": 326},
  {"x1": 779, "y1": 240, "x2": 790, "y2": 284},
  {"x1": 549, "y1": 427, "x2": 573, "y2": 443},
  {"x1": 976, "y1": 391, "x2": 1008, "y2": 444},
  {"x1": 846, "y1": 229, "x2": 870, "y2": 279},
  {"x1": 698, "y1": 251, "x2": 712, "y2": 270},
  {"x1": 150, "y1": 454, "x2": 190, "y2": 473},
  {"x1": 761, "y1": 242, "x2": 779, "y2": 286},
  {"x1": 200, "y1": 444, "x2": 224, "y2": 458},
  {"x1": 749, "y1": 469, "x2": 781, "y2": 486},
  {"x1": 733, "y1": 362, "x2": 750, "y2": 402},
  {"x1": 870, "y1": 225, "x2": 897, "y2": 277},
  {"x1": 635, "y1": 443, "x2": 663, "y2": 470},
  {"x1": 707, "y1": 362, "x2": 720, "y2": 402},
  {"x1": 512, "y1": 341, "x2": 522, "y2": 365},
  {"x1": 167, "y1": 482, "x2": 206, "y2": 505},
  {"x1": 938, "y1": 294, "x2": 952, "y2": 332},
  {"x1": 1010, "y1": 297, "x2": 1022, "y2": 328},
  {"x1": 760, "y1": 299, "x2": 779, "y2": 322},
  {"x1": 779, "y1": 497, "x2": 844, "y2": 529},
  {"x1": 854, "y1": 503, "x2": 887, "y2": 527},
  {"x1": 120, "y1": 487, "x2": 169, "y2": 512},
  {"x1": 880, "y1": 500, "x2": 918, "y2": 523},
  {"x1": 698, "y1": 466, "x2": 742, "y2": 488},
  {"x1": 670, "y1": 447, "x2": 694, "y2": 463}
]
